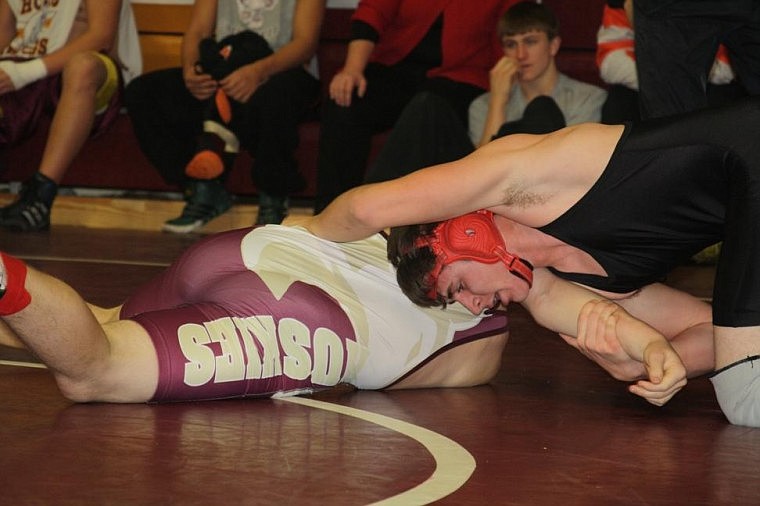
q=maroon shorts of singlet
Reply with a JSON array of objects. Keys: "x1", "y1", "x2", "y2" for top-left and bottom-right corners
[{"x1": 120, "y1": 228, "x2": 357, "y2": 402}]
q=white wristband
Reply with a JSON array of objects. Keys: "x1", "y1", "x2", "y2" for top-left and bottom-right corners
[{"x1": 0, "y1": 58, "x2": 48, "y2": 90}]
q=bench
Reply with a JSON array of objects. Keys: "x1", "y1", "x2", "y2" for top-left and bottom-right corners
[{"x1": 1, "y1": 1, "x2": 605, "y2": 200}]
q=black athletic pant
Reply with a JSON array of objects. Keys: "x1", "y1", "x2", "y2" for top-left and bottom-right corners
[
  {"x1": 314, "y1": 62, "x2": 483, "y2": 212},
  {"x1": 124, "y1": 67, "x2": 319, "y2": 195}
]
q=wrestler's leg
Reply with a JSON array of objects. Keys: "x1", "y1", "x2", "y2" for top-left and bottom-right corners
[
  {"x1": 626, "y1": 95, "x2": 760, "y2": 168},
  {"x1": 710, "y1": 326, "x2": 760, "y2": 427},
  {"x1": 0, "y1": 320, "x2": 25, "y2": 348},
  {"x1": 2, "y1": 305, "x2": 120, "y2": 350},
  {"x1": 706, "y1": 142, "x2": 760, "y2": 426},
  {"x1": 617, "y1": 283, "x2": 714, "y2": 378},
  {"x1": 1, "y1": 257, "x2": 157, "y2": 402}
]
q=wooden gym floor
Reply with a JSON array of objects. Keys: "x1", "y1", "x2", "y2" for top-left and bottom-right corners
[{"x1": 1, "y1": 195, "x2": 759, "y2": 505}]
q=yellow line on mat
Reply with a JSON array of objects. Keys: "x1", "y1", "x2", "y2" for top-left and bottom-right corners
[
  {"x1": 0, "y1": 360, "x2": 47, "y2": 369},
  {"x1": 280, "y1": 396, "x2": 475, "y2": 505}
]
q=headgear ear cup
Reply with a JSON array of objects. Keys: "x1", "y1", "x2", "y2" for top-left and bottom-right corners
[
  {"x1": 416, "y1": 210, "x2": 533, "y2": 299},
  {"x1": 441, "y1": 212, "x2": 501, "y2": 259}
]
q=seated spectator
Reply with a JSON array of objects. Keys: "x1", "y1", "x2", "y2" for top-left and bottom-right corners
[
  {"x1": 125, "y1": 0, "x2": 324, "y2": 233},
  {"x1": 0, "y1": 0, "x2": 141, "y2": 232},
  {"x1": 469, "y1": 1, "x2": 607, "y2": 147},
  {"x1": 364, "y1": 1, "x2": 606, "y2": 185},
  {"x1": 313, "y1": 0, "x2": 514, "y2": 213},
  {"x1": 597, "y1": 0, "x2": 742, "y2": 124}
]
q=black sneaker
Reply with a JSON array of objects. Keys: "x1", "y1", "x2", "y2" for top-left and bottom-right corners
[
  {"x1": 163, "y1": 179, "x2": 232, "y2": 234},
  {"x1": 255, "y1": 191, "x2": 289, "y2": 225},
  {"x1": 0, "y1": 173, "x2": 57, "y2": 232}
]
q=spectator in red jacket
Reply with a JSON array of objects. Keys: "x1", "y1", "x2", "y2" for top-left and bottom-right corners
[{"x1": 314, "y1": 0, "x2": 515, "y2": 213}]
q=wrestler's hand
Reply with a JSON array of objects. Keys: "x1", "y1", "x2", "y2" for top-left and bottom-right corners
[
  {"x1": 575, "y1": 299, "x2": 686, "y2": 406},
  {"x1": 628, "y1": 339, "x2": 687, "y2": 406},
  {"x1": 568, "y1": 299, "x2": 648, "y2": 381},
  {"x1": 183, "y1": 67, "x2": 216, "y2": 101},
  {"x1": 560, "y1": 329, "x2": 646, "y2": 381},
  {"x1": 329, "y1": 69, "x2": 366, "y2": 107}
]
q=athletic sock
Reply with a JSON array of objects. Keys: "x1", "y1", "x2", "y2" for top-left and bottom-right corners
[{"x1": 0, "y1": 253, "x2": 31, "y2": 316}]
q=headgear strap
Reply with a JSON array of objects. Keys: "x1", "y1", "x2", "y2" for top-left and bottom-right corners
[{"x1": 414, "y1": 210, "x2": 533, "y2": 299}]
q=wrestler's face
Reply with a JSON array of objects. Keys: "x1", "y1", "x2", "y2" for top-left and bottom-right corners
[
  {"x1": 501, "y1": 30, "x2": 560, "y2": 83},
  {"x1": 435, "y1": 260, "x2": 531, "y2": 315}
]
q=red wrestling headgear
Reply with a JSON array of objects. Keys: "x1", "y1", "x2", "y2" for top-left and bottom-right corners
[{"x1": 414, "y1": 210, "x2": 533, "y2": 299}]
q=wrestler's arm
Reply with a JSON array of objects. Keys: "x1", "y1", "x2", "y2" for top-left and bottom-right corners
[
  {"x1": 306, "y1": 132, "x2": 544, "y2": 240},
  {"x1": 306, "y1": 123, "x2": 621, "y2": 242},
  {"x1": 564, "y1": 283, "x2": 714, "y2": 380},
  {"x1": 389, "y1": 331, "x2": 509, "y2": 389},
  {"x1": 523, "y1": 269, "x2": 687, "y2": 406}
]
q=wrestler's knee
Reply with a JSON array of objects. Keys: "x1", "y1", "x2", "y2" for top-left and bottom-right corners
[
  {"x1": 710, "y1": 357, "x2": 760, "y2": 427},
  {"x1": 55, "y1": 374, "x2": 106, "y2": 403},
  {"x1": 56, "y1": 321, "x2": 158, "y2": 404},
  {"x1": 51, "y1": 353, "x2": 120, "y2": 403},
  {"x1": 54, "y1": 364, "x2": 153, "y2": 404}
]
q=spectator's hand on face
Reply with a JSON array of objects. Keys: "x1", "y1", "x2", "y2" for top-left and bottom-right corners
[
  {"x1": 489, "y1": 56, "x2": 519, "y2": 99},
  {"x1": 329, "y1": 68, "x2": 367, "y2": 107},
  {"x1": 183, "y1": 67, "x2": 217, "y2": 101}
]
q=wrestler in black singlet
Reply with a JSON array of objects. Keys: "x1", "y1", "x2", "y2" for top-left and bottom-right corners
[{"x1": 538, "y1": 95, "x2": 760, "y2": 327}]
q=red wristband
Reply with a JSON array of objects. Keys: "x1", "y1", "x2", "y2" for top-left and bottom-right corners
[{"x1": 0, "y1": 253, "x2": 31, "y2": 316}]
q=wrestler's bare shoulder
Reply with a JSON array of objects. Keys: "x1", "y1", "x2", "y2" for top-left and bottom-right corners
[
  {"x1": 478, "y1": 123, "x2": 622, "y2": 152},
  {"x1": 561, "y1": 122, "x2": 624, "y2": 142},
  {"x1": 474, "y1": 123, "x2": 623, "y2": 180},
  {"x1": 473, "y1": 123, "x2": 625, "y2": 224}
]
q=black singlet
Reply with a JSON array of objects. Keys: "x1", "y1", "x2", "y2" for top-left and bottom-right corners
[{"x1": 538, "y1": 96, "x2": 760, "y2": 326}]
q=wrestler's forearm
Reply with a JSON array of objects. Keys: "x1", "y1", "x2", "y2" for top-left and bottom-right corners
[
  {"x1": 669, "y1": 322, "x2": 715, "y2": 378},
  {"x1": 308, "y1": 152, "x2": 511, "y2": 242},
  {"x1": 307, "y1": 186, "x2": 386, "y2": 241},
  {"x1": 522, "y1": 269, "x2": 599, "y2": 336}
]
